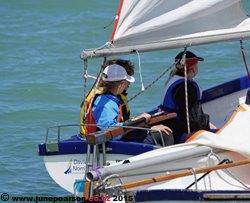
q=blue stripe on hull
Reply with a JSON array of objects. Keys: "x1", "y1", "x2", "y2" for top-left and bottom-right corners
[
  {"x1": 135, "y1": 189, "x2": 250, "y2": 201},
  {"x1": 202, "y1": 75, "x2": 250, "y2": 103},
  {"x1": 38, "y1": 135, "x2": 154, "y2": 156}
]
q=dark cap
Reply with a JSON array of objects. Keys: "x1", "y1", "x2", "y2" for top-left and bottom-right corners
[{"x1": 175, "y1": 51, "x2": 204, "y2": 61}]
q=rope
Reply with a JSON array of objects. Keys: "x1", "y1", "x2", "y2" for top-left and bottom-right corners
[
  {"x1": 136, "y1": 50, "x2": 145, "y2": 91},
  {"x1": 83, "y1": 74, "x2": 97, "y2": 80},
  {"x1": 240, "y1": 40, "x2": 250, "y2": 79},
  {"x1": 181, "y1": 48, "x2": 191, "y2": 134},
  {"x1": 84, "y1": 58, "x2": 107, "y2": 123},
  {"x1": 83, "y1": 59, "x2": 88, "y2": 120},
  {"x1": 103, "y1": 17, "x2": 115, "y2": 29},
  {"x1": 127, "y1": 61, "x2": 177, "y2": 104},
  {"x1": 207, "y1": 151, "x2": 250, "y2": 190},
  {"x1": 93, "y1": 41, "x2": 112, "y2": 54}
]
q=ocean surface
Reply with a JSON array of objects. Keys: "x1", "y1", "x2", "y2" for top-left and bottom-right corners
[{"x1": 1, "y1": 0, "x2": 250, "y2": 202}]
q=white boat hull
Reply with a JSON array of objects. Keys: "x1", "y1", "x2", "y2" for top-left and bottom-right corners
[
  {"x1": 44, "y1": 153, "x2": 131, "y2": 194},
  {"x1": 39, "y1": 76, "x2": 250, "y2": 200},
  {"x1": 203, "y1": 89, "x2": 248, "y2": 127}
]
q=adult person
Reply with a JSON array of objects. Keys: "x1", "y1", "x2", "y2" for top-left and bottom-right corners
[
  {"x1": 90, "y1": 63, "x2": 173, "y2": 146},
  {"x1": 161, "y1": 51, "x2": 215, "y2": 143}
]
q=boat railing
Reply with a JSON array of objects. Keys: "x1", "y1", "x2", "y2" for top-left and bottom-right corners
[
  {"x1": 45, "y1": 124, "x2": 80, "y2": 143},
  {"x1": 45, "y1": 123, "x2": 168, "y2": 198},
  {"x1": 45, "y1": 123, "x2": 166, "y2": 146},
  {"x1": 44, "y1": 123, "x2": 118, "y2": 143}
]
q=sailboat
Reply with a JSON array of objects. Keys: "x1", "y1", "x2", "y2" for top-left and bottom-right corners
[{"x1": 38, "y1": 0, "x2": 250, "y2": 201}]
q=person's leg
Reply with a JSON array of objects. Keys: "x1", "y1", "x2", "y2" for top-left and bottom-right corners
[
  {"x1": 121, "y1": 129, "x2": 174, "y2": 146},
  {"x1": 144, "y1": 131, "x2": 174, "y2": 146},
  {"x1": 151, "y1": 132, "x2": 174, "y2": 146},
  {"x1": 120, "y1": 129, "x2": 148, "y2": 143},
  {"x1": 142, "y1": 133, "x2": 155, "y2": 145}
]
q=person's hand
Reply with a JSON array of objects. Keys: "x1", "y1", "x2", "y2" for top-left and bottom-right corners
[
  {"x1": 133, "y1": 112, "x2": 151, "y2": 123},
  {"x1": 150, "y1": 124, "x2": 172, "y2": 135}
]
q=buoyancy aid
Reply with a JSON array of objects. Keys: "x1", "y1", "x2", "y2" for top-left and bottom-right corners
[
  {"x1": 80, "y1": 88, "x2": 126, "y2": 136},
  {"x1": 80, "y1": 87, "x2": 106, "y2": 136},
  {"x1": 162, "y1": 75, "x2": 201, "y2": 113},
  {"x1": 118, "y1": 92, "x2": 130, "y2": 121}
]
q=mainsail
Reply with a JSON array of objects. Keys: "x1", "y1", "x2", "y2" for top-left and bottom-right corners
[{"x1": 82, "y1": 0, "x2": 250, "y2": 59}]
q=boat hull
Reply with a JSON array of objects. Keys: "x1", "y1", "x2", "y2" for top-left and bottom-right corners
[
  {"x1": 39, "y1": 136, "x2": 155, "y2": 194},
  {"x1": 44, "y1": 153, "x2": 131, "y2": 194},
  {"x1": 202, "y1": 76, "x2": 250, "y2": 127},
  {"x1": 38, "y1": 75, "x2": 250, "y2": 199},
  {"x1": 98, "y1": 147, "x2": 250, "y2": 202}
]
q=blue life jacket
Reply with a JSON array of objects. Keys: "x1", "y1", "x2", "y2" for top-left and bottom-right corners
[{"x1": 162, "y1": 75, "x2": 201, "y2": 113}]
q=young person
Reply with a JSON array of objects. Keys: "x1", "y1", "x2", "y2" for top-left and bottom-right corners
[
  {"x1": 161, "y1": 51, "x2": 214, "y2": 143},
  {"x1": 88, "y1": 63, "x2": 173, "y2": 146}
]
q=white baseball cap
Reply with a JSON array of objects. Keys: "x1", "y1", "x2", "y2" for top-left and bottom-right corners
[{"x1": 102, "y1": 64, "x2": 135, "y2": 83}]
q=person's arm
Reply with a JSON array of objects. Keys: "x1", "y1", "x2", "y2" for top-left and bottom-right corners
[{"x1": 134, "y1": 113, "x2": 173, "y2": 135}]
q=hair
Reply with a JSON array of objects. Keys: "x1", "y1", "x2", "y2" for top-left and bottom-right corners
[
  {"x1": 175, "y1": 63, "x2": 186, "y2": 77},
  {"x1": 98, "y1": 59, "x2": 134, "y2": 93},
  {"x1": 103, "y1": 59, "x2": 135, "y2": 76},
  {"x1": 165, "y1": 62, "x2": 192, "y2": 86},
  {"x1": 102, "y1": 80, "x2": 124, "y2": 91},
  {"x1": 171, "y1": 62, "x2": 197, "y2": 77}
]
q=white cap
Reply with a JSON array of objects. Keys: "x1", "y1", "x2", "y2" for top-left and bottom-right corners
[{"x1": 102, "y1": 64, "x2": 135, "y2": 83}]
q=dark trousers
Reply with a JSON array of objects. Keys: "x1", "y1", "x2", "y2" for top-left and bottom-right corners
[
  {"x1": 121, "y1": 129, "x2": 174, "y2": 146},
  {"x1": 246, "y1": 88, "x2": 250, "y2": 104}
]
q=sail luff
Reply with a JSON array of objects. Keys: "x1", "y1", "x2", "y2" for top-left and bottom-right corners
[{"x1": 109, "y1": 0, "x2": 124, "y2": 42}]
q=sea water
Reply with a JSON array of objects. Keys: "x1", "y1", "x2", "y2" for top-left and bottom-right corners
[{"x1": 1, "y1": 0, "x2": 250, "y2": 202}]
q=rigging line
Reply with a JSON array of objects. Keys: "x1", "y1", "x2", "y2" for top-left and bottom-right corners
[
  {"x1": 182, "y1": 48, "x2": 191, "y2": 134},
  {"x1": 127, "y1": 61, "x2": 177, "y2": 104},
  {"x1": 135, "y1": 50, "x2": 145, "y2": 91},
  {"x1": 85, "y1": 58, "x2": 107, "y2": 119},
  {"x1": 87, "y1": 57, "x2": 107, "y2": 98},
  {"x1": 83, "y1": 59, "x2": 88, "y2": 120},
  {"x1": 185, "y1": 159, "x2": 229, "y2": 189},
  {"x1": 240, "y1": 40, "x2": 250, "y2": 79},
  {"x1": 103, "y1": 17, "x2": 115, "y2": 29},
  {"x1": 208, "y1": 152, "x2": 250, "y2": 190},
  {"x1": 93, "y1": 42, "x2": 112, "y2": 53}
]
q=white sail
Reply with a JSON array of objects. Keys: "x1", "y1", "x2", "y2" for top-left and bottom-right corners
[
  {"x1": 191, "y1": 104, "x2": 250, "y2": 159},
  {"x1": 82, "y1": 0, "x2": 250, "y2": 59}
]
